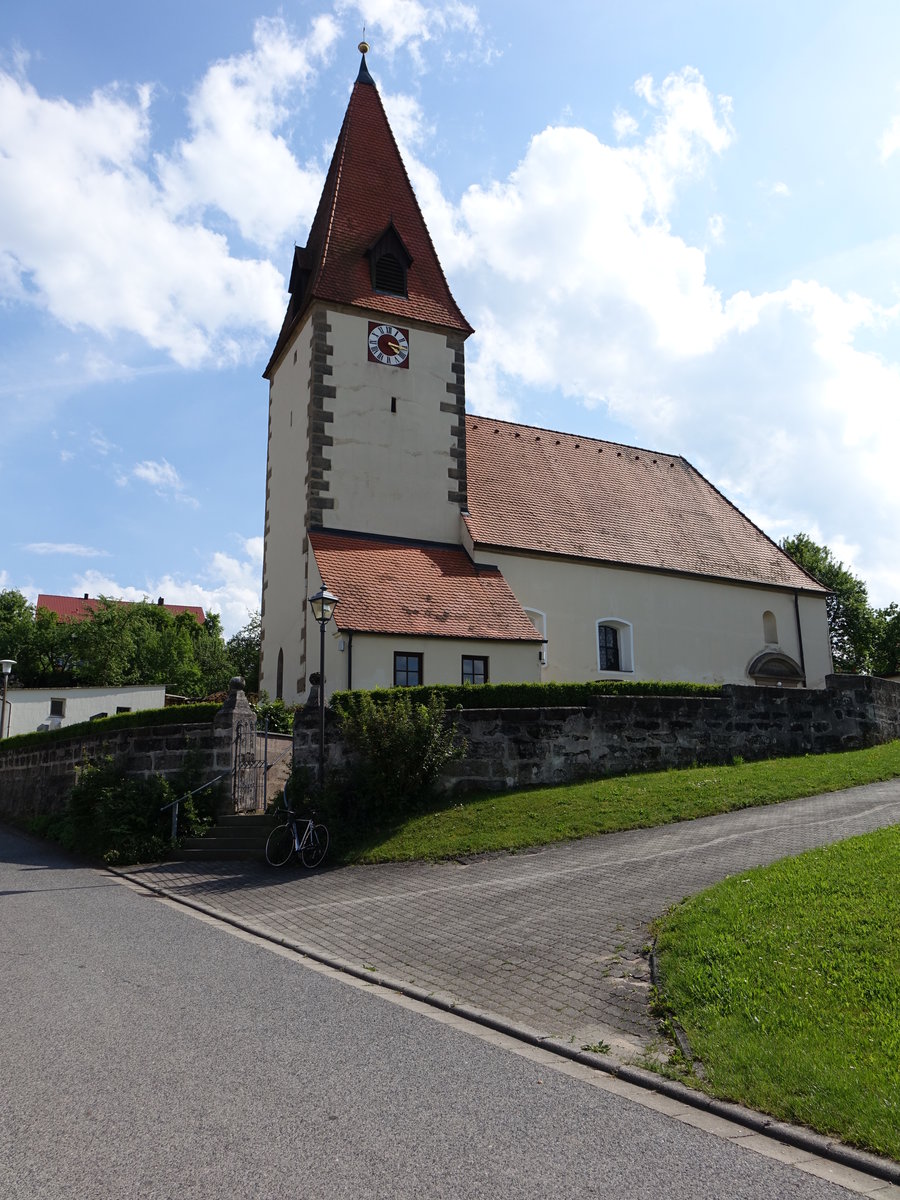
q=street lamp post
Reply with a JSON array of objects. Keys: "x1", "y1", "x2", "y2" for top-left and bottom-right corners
[
  {"x1": 307, "y1": 587, "x2": 339, "y2": 790},
  {"x1": 1, "y1": 659, "x2": 16, "y2": 740}
]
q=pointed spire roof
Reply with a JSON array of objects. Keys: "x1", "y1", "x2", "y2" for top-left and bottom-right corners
[{"x1": 265, "y1": 48, "x2": 472, "y2": 376}]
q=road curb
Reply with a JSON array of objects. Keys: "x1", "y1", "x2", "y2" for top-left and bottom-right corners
[{"x1": 112, "y1": 864, "x2": 900, "y2": 1188}]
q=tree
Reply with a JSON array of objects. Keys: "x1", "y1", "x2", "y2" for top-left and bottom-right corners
[
  {"x1": 780, "y1": 534, "x2": 874, "y2": 673},
  {"x1": 1, "y1": 592, "x2": 238, "y2": 696},
  {"x1": 226, "y1": 611, "x2": 261, "y2": 692},
  {"x1": 0, "y1": 589, "x2": 34, "y2": 669},
  {"x1": 870, "y1": 604, "x2": 900, "y2": 678}
]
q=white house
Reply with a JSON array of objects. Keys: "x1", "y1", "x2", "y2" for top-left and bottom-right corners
[
  {"x1": 259, "y1": 46, "x2": 831, "y2": 702},
  {"x1": 3, "y1": 684, "x2": 167, "y2": 739}
]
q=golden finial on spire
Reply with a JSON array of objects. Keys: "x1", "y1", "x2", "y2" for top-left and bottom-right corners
[{"x1": 359, "y1": 26, "x2": 369, "y2": 55}]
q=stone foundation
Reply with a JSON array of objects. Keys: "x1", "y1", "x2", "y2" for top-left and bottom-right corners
[{"x1": 292, "y1": 675, "x2": 900, "y2": 794}]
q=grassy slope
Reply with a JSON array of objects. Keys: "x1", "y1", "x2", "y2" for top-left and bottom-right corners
[
  {"x1": 654, "y1": 826, "x2": 900, "y2": 1160},
  {"x1": 345, "y1": 741, "x2": 900, "y2": 863}
]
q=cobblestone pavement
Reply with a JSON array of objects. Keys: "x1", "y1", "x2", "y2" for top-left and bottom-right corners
[{"x1": 123, "y1": 780, "x2": 900, "y2": 1063}]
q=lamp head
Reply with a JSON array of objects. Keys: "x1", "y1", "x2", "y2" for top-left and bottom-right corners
[
  {"x1": 308, "y1": 587, "x2": 339, "y2": 625},
  {"x1": 0, "y1": 659, "x2": 15, "y2": 677}
]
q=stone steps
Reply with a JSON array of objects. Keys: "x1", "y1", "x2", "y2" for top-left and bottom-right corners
[{"x1": 175, "y1": 812, "x2": 274, "y2": 861}]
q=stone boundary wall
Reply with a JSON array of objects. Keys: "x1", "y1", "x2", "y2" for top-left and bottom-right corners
[
  {"x1": 0, "y1": 679, "x2": 255, "y2": 821},
  {"x1": 293, "y1": 675, "x2": 900, "y2": 794}
]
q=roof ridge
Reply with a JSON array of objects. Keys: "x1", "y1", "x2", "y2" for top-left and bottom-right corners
[{"x1": 466, "y1": 412, "x2": 684, "y2": 462}]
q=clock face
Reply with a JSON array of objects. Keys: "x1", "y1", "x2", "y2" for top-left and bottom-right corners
[{"x1": 367, "y1": 322, "x2": 410, "y2": 368}]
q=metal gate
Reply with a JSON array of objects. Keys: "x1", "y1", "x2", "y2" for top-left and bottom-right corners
[{"x1": 233, "y1": 716, "x2": 264, "y2": 812}]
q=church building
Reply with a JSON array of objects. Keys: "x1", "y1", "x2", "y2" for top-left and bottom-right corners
[{"x1": 259, "y1": 47, "x2": 831, "y2": 702}]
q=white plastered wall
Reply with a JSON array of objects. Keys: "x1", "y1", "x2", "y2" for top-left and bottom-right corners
[
  {"x1": 260, "y1": 319, "x2": 314, "y2": 701},
  {"x1": 4, "y1": 684, "x2": 166, "y2": 738},
  {"x1": 335, "y1": 634, "x2": 542, "y2": 694},
  {"x1": 467, "y1": 545, "x2": 832, "y2": 688},
  {"x1": 322, "y1": 309, "x2": 461, "y2": 544}
]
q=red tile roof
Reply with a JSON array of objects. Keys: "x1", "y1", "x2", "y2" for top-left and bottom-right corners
[
  {"x1": 36, "y1": 594, "x2": 206, "y2": 623},
  {"x1": 464, "y1": 417, "x2": 827, "y2": 593},
  {"x1": 265, "y1": 56, "x2": 472, "y2": 376},
  {"x1": 308, "y1": 530, "x2": 543, "y2": 641}
]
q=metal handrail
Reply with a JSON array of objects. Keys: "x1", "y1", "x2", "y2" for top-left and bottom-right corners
[{"x1": 160, "y1": 771, "x2": 230, "y2": 845}]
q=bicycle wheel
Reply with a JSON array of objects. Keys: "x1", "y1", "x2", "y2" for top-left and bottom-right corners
[
  {"x1": 265, "y1": 823, "x2": 295, "y2": 867},
  {"x1": 301, "y1": 823, "x2": 329, "y2": 869}
]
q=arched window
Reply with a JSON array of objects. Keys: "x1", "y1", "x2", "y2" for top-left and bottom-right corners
[
  {"x1": 276, "y1": 648, "x2": 284, "y2": 701},
  {"x1": 747, "y1": 650, "x2": 804, "y2": 688},
  {"x1": 596, "y1": 619, "x2": 634, "y2": 673},
  {"x1": 763, "y1": 610, "x2": 778, "y2": 645}
]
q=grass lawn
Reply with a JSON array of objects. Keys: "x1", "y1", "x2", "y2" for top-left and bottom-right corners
[
  {"x1": 343, "y1": 740, "x2": 900, "y2": 863},
  {"x1": 653, "y1": 825, "x2": 900, "y2": 1160}
]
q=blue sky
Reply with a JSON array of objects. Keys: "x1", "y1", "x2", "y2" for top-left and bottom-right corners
[{"x1": 3, "y1": 0, "x2": 900, "y2": 634}]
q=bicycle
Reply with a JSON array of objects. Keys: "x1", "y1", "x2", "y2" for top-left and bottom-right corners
[{"x1": 265, "y1": 804, "x2": 329, "y2": 869}]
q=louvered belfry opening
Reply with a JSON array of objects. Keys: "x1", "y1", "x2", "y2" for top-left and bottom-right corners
[
  {"x1": 374, "y1": 251, "x2": 405, "y2": 295},
  {"x1": 368, "y1": 221, "x2": 412, "y2": 297}
]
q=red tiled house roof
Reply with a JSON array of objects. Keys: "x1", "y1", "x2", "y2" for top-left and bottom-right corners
[
  {"x1": 36, "y1": 594, "x2": 206, "y2": 623},
  {"x1": 464, "y1": 417, "x2": 827, "y2": 593},
  {"x1": 308, "y1": 530, "x2": 543, "y2": 642},
  {"x1": 265, "y1": 52, "x2": 471, "y2": 378}
]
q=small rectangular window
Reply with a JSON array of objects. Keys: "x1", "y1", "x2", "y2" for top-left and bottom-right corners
[
  {"x1": 49, "y1": 698, "x2": 66, "y2": 718},
  {"x1": 394, "y1": 652, "x2": 423, "y2": 687},
  {"x1": 462, "y1": 656, "x2": 489, "y2": 685},
  {"x1": 597, "y1": 625, "x2": 621, "y2": 671},
  {"x1": 116, "y1": 706, "x2": 132, "y2": 714}
]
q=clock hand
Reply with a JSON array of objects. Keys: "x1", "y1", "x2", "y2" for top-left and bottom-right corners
[{"x1": 387, "y1": 341, "x2": 401, "y2": 354}]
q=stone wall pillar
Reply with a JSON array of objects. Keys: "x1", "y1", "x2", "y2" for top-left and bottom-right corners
[{"x1": 212, "y1": 676, "x2": 256, "y2": 811}]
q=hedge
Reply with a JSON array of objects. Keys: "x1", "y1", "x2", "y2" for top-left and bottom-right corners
[
  {"x1": 331, "y1": 679, "x2": 722, "y2": 716},
  {"x1": 0, "y1": 703, "x2": 219, "y2": 753}
]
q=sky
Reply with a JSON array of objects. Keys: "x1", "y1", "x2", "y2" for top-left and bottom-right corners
[{"x1": 2, "y1": 0, "x2": 900, "y2": 636}]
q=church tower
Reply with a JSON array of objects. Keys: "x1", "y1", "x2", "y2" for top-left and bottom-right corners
[{"x1": 260, "y1": 45, "x2": 474, "y2": 701}]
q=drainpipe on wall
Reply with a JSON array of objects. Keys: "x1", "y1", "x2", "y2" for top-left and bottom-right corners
[
  {"x1": 794, "y1": 591, "x2": 807, "y2": 686},
  {"x1": 347, "y1": 631, "x2": 353, "y2": 691}
]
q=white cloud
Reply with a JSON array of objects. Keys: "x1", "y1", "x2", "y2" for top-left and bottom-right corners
[
  {"x1": 25, "y1": 543, "x2": 110, "y2": 557},
  {"x1": 336, "y1": 0, "x2": 486, "y2": 66},
  {"x1": 393, "y1": 66, "x2": 900, "y2": 608},
  {"x1": 769, "y1": 180, "x2": 791, "y2": 197},
  {"x1": 158, "y1": 16, "x2": 338, "y2": 249},
  {"x1": 0, "y1": 58, "x2": 286, "y2": 367},
  {"x1": 75, "y1": 534, "x2": 262, "y2": 636},
  {"x1": 879, "y1": 113, "x2": 900, "y2": 162},
  {"x1": 124, "y1": 458, "x2": 198, "y2": 506}
]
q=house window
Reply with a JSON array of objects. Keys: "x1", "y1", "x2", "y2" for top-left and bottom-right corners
[
  {"x1": 596, "y1": 619, "x2": 634, "y2": 673},
  {"x1": 116, "y1": 706, "x2": 132, "y2": 714},
  {"x1": 49, "y1": 698, "x2": 66, "y2": 718},
  {"x1": 598, "y1": 625, "x2": 620, "y2": 671},
  {"x1": 394, "y1": 652, "x2": 423, "y2": 687},
  {"x1": 276, "y1": 648, "x2": 284, "y2": 701},
  {"x1": 462, "y1": 656, "x2": 489, "y2": 685}
]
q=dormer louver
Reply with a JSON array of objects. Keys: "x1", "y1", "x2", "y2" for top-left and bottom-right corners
[{"x1": 368, "y1": 222, "x2": 413, "y2": 297}]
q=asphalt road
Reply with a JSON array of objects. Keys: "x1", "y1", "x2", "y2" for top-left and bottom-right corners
[{"x1": 0, "y1": 828, "x2": 865, "y2": 1199}]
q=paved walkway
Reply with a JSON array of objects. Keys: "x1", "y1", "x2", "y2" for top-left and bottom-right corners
[{"x1": 123, "y1": 780, "x2": 900, "y2": 1062}]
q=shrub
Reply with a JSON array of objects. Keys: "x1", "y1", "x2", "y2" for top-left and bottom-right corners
[
  {"x1": 65, "y1": 757, "x2": 175, "y2": 864},
  {"x1": 253, "y1": 695, "x2": 296, "y2": 735},
  {"x1": 0, "y1": 703, "x2": 218, "y2": 753},
  {"x1": 41, "y1": 753, "x2": 219, "y2": 865},
  {"x1": 330, "y1": 679, "x2": 720, "y2": 715},
  {"x1": 332, "y1": 690, "x2": 465, "y2": 828}
]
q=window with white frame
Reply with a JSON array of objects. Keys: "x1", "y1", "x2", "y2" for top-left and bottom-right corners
[{"x1": 596, "y1": 619, "x2": 634, "y2": 673}]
